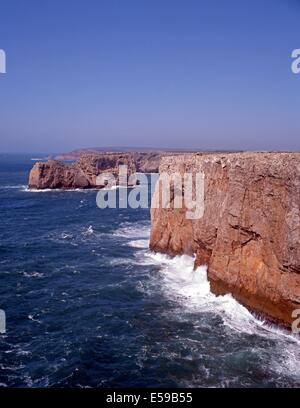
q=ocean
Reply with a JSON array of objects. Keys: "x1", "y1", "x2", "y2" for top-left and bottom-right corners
[{"x1": 0, "y1": 154, "x2": 299, "y2": 388}]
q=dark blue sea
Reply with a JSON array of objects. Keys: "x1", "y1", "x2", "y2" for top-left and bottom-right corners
[{"x1": 0, "y1": 154, "x2": 299, "y2": 388}]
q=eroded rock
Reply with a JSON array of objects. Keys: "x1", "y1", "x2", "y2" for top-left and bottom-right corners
[{"x1": 150, "y1": 152, "x2": 300, "y2": 327}]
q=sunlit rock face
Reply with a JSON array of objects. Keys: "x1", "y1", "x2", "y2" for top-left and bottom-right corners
[
  {"x1": 150, "y1": 152, "x2": 300, "y2": 327},
  {"x1": 28, "y1": 153, "x2": 140, "y2": 189}
]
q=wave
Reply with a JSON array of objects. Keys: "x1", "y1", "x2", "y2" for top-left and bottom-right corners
[
  {"x1": 145, "y1": 253, "x2": 300, "y2": 341},
  {"x1": 23, "y1": 271, "x2": 44, "y2": 278},
  {"x1": 82, "y1": 225, "x2": 94, "y2": 236},
  {"x1": 128, "y1": 239, "x2": 150, "y2": 248},
  {"x1": 113, "y1": 222, "x2": 150, "y2": 239},
  {"x1": 22, "y1": 186, "x2": 126, "y2": 193},
  {"x1": 22, "y1": 187, "x2": 99, "y2": 193},
  {"x1": 93, "y1": 219, "x2": 300, "y2": 369},
  {"x1": 141, "y1": 252, "x2": 300, "y2": 381},
  {"x1": 0, "y1": 185, "x2": 27, "y2": 190},
  {"x1": 28, "y1": 315, "x2": 42, "y2": 324},
  {"x1": 102, "y1": 185, "x2": 127, "y2": 190}
]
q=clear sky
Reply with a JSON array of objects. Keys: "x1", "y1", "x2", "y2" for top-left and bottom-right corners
[{"x1": 0, "y1": 0, "x2": 300, "y2": 153}]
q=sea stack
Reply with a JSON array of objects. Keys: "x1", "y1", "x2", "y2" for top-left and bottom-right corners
[{"x1": 150, "y1": 152, "x2": 300, "y2": 327}]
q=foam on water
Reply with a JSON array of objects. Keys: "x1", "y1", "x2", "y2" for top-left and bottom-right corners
[
  {"x1": 61, "y1": 233, "x2": 74, "y2": 240},
  {"x1": 109, "y1": 217, "x2": 300, "y2": 386},
  {"x1": 115, "y1": 222, "x2": 299, "y2": 345},
  {"x1": 128, "y1": 239, "x2": 150, "y2": 248},
  {"x1": 6, "y1": 212, "x2": 300, "y2": 381},
  {"x1": 23, "y1": 272, "x2": 44, "y2": 279},
  {"x1": 82, "y1": 225, "x2": 94, "y2": 236},
  {"x1": 113, "y1": 222, "x2": 150, "y2": 239},
  {"x1": 1, "y1": 158, "x2": 299, "y2": 389},
  {"x1": 0, "y1": 185, "x2": 27, "y2": 190},
  {"x1": 22, "y1": 187, "x2": 95, "y2": 193},
  {"x1": 23, "y1": 185, "x2": 128, "y2": 193},
  {"x1": 141, "y1": 251, "x2": 300, "y2": 381}
]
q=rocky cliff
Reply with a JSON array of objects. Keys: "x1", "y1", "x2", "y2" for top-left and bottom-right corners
[
  {"x1": 28, "y1": 153, "x2": 137, "y2": 189},
  {"x1": 150, "y1": 152, "x2": 300, "y2": 327},
  {"x1": 28, "y1": 150, "x2": 195, "y2": 189},
  {"x1": 51, "y1": 149, "x2": 162, "y2": 173}
]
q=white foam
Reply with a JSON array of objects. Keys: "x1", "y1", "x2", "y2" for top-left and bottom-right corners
[
  {"x1": 154, "y1": 254, "x2": 299, "y2": 337},
  {"x1": 128, "y1": 239, "x2": 149, "y2": 248},
  {"x1": 0, "y1": 185, "x2": 27, "y2": 190},
  {"x1": 113, "y1": 223, "x2": 150, "y2": 239},
  {"x1": 102, "y1": 185, "x2": 127, "y2": 190},
  {"x1": 23, "y1": 272, "x2": 44, "y2": 278},
  {"x1": 61, "y1": 232, "x2": 73, "y2": 240},
  {"x1": 82, "y1": 225, "x2": 94, "y2": 236},
  {"x1": 28, "y1": 315, "x2": 42, "y2": 324},
  {"x1": 142, "y1": 251, "x2": 300, "y2": 380},
  {"x1": 109, "y1": 257, "x2": 135, "y2": 266},
  {"x1": 22, "y1": 187, "x2": 99, "y2": 193}
]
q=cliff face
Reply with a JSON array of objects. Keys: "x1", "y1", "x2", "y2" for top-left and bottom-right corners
[
  {"x1": 131, "y1": 152, "x2": 161, "y2": 173},
  {"x1": 28, "y1": 153, "x2": 136, "y2": 189},
  {"x1": 51, "y1": 150, "x2": 162, "y2": 173},
  {"x1": 150, "y1": 152, "x2": 300, "y2": 327}
]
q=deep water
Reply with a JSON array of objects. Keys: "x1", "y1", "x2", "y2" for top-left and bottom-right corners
[{"x1": 0, "y1": 154, "x2": 299, "y2": 388}]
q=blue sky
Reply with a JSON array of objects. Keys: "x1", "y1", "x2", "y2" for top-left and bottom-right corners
[{"x1": 0, "y1": 0, "x2": 300, "y2": 153}]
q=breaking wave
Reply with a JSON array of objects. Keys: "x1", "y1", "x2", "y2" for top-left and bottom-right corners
[
  {"x1": 22, "y1": 187, "x2": 99, "y2": 193},
  {"x1": 113, "y1": 222, "x2": 150, "y2": 239},
  {"x1": 110, "y1": 219, "x2": 300, "y2": 385},
  {"x1": 138, "y1": 251, "x2": 300, "y2": 383},
  {"x1": 128, "y1": 239, "x2": 150, "y2": 248},
  {"x1": 145, "y1": 253, "x2": 294, "y2": 335},
  {"x1": 1, "y1": 156, "x2": 299, "y2": 389},
  {"x1": 0, "y1": 185, "x2": 27, "y2": 190}
]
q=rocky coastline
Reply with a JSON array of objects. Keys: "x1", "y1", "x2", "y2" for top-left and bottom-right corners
[
  {"x1": 29, "y1": 149, "x2": 300, "y2": 328},
  {"x1": 28, "y1": 152, "x2": 161, "y2": 189},
  {"x1": 150, "y1": 152, "x2": 300, "y2": 328}
]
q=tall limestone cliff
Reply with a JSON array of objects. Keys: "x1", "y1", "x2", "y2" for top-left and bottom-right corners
[{"x1": 150, "y1": 152, "x2": 300, "y2": 327}]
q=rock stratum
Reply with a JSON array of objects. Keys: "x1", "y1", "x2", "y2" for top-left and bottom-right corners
[
  {"x1": 150, "y1": 152, "x2": 300, "y2": 327},
  {"x1": 28, "y1": 152, "x2": 160, "y2": 189}
]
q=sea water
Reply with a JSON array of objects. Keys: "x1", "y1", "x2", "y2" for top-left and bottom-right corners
[{"x1": 0, "y1": 154, "x2": 299, "y2": 388}]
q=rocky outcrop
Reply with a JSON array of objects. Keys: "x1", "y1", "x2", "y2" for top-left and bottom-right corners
[
  {"x1": 150, "y1": 152, "x2": 300, "y2": 327},
  {"x1": 28, "y1": 153, "x2": 137, "y2": 189},
  {"x1": 28, "y1": 150, "x2": 186, "y2": 189},
  {"x1": 51, "y1": 150, "x2": 162, "y2": 173}
]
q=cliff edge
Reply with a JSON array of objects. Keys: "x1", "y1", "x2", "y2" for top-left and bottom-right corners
[{"x1": 150, "y1": 152, "x2": 300, "y2": 327}]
